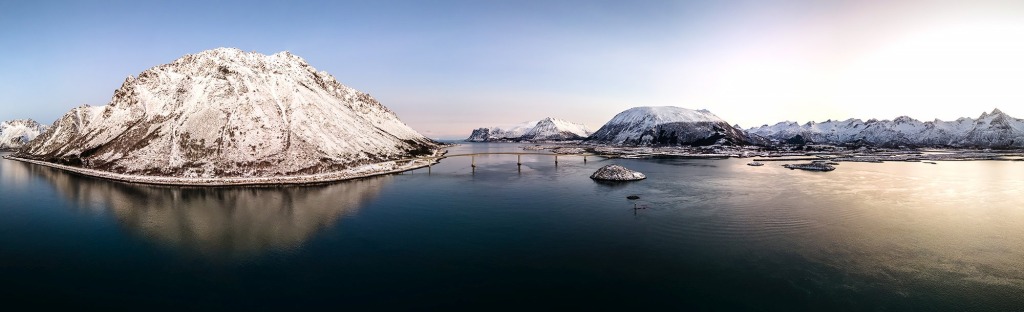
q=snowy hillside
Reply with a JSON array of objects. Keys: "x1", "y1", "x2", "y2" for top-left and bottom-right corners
[
  {"x1": 588, "y1": 106, "x2": 747, "y2": 146},
  {"x1": 18, "y1": 48, "x2": 439, "y2": 178},
  {"x1": 466, "y1": 117, "x2": 592, "y2": 142},
  {"x1": 0, "y1": 119, "x2": 46, "y2": 151},
  {"x1": 747, "y1": 108, "x2": 1024, "y2": 148}
]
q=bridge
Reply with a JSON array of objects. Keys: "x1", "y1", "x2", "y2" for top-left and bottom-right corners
[{"x1": 409, "y1": 152, "x2": 617, "y2": 174}]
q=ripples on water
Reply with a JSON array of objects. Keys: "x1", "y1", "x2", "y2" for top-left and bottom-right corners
[{"x1": 1, "y1": 146, "x2": 1023, "y2": 310}]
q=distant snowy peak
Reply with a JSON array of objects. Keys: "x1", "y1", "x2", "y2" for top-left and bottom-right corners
[
  {"x1": 588, "y1": 106, "x2": 747, "y2": 146},
  {"x1": 746, "y1": 108, "x2": 1024, "y2": 148},
  {"x1": 19, "y1": 47, "x2": 438, "y2": 177},
  {"x1": 466, "y1": 117, "x2": 592, "y2": 142},
  {"x1": 605, "y1": 106, "x2": 726, "y2": 126},
  {"x1": 0, "y1": 119, "x2": 47, "y2": 151},
  {"x1": 523, "y1": 117, "x2": 592, "y2": 140},
  {"x1": 466, "y1": 120, "x2": 537, "y2": 142}
]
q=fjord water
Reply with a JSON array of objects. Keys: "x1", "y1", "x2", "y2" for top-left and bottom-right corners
[{"x1": 2, "y1": 144, "x2": 1023, "y2": 310}]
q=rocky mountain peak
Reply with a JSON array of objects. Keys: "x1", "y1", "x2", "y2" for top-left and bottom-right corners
[
  {"x1": 893, "y1": 116, "x2": 917, "y2": 124},
  {"x1": 0, "y1": 119, "x2": 47, "y2": 150}
]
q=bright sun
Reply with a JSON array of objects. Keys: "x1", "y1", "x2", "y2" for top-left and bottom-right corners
[{"x1": 835, "y1": 22, "x2": 1024, "y2": 118}]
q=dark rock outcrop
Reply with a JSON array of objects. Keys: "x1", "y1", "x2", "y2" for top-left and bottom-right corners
[{"x1": 590, "y1": 164, "x2": 646, "y2": 181}]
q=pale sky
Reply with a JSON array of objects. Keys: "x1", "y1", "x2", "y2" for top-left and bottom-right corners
[{"x1": 2, "y1": 0, "x2": 1023, "y2": 139}]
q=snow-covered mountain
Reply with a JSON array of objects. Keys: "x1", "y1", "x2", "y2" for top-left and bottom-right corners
[
  {"x1": 466, "y1": 120, "x2": 538, "y2": 142},
  {"x1": 466, "y1": 117, "x2": 592, "y2": 142},
  {"x1": 0, "y1": 119, "x2": 46, "y2": 151},
  {"x1": 18, "y1": 47, "x2": 438, "y2": 178},
  {"x1": 587, "y1": 106, "x2": 748, "y2": 146},
  {"x1": 747, "y1": 108, "x2": 1024, "y2": 148}
]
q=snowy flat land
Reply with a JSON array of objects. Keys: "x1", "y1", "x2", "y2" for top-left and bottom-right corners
[{"x1": 4, "y1": 151, "x2": 443, "y2": 186}]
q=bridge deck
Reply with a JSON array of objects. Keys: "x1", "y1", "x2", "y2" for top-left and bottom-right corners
[
  {"x1": 425, "y1": 152, "x2": 616, "y2": 160},
  {"x1": 396, "y1": 152, "x2": 616, "y2": 173}
]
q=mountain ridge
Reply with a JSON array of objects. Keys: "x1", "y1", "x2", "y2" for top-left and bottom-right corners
[
  {"x1": 747, "y1": 108, "x2": 1024, "y2": 148},
  {"x1": 17, "y1": 47, "x2": 439, "y2": 179}
]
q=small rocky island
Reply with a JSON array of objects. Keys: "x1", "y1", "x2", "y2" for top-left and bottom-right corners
[
  {"x1": 783, "y1": 162, "x2": 836, "y2": 172},
  {"x1": 590, "y1": 164, "x2": 646, "y2": 181}
]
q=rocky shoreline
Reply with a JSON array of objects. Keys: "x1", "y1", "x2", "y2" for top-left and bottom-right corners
[
  {"x1": 3, "y1": 150, "x2": 444, "y2": 186},
  {"x1": 515, "y1": 143, "x2": 1024, "y2": 162}
]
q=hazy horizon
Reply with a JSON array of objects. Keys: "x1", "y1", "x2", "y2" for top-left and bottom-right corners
[{"x1": 3, "y1": 0, "x2": 1024, "y2": 139}]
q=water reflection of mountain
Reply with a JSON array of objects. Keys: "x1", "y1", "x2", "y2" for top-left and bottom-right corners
[
  {"x1": 1, "y1": 153, "x2": 33, "y2": 186},
  {"x1": 28, "y1": 161, "x2": 389, "y2": 258}
]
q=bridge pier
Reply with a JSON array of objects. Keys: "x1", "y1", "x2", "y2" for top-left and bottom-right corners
[{"x1": 411, "y1": 152, "x2": 612, "y2": 174}]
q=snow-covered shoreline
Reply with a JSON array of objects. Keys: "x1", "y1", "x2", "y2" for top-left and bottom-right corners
[{"x1": 4, "y1": 151, "x2": 444, "y2": 186}]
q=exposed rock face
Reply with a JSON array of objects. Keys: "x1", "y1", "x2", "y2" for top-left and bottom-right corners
[
  {"x1": 466, "y1": 128, "x2": 493, "y2": 142},
  {"x1": 588, "y1": 106, "x2": 748, "y2": 146},
  {"x1": 747, "y1": 108, "x2": 1024, "y2": 148},
  {"x1": 783, "y1": 162, "x2": 835, "y2": 171},
  {"x1": 0, "y1": 119, "x2": 46, "y2": 151},
  {"x1": 465, "y1": 117, "x2": 591, "y2": 142},
  {"x1": 18, "y1": 48, "x2": 438, "y2": 178},
  {"x1": 590, "y1": 164, "x2": 646, "y2": 181}
]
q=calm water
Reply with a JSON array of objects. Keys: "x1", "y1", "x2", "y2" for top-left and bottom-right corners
[{"x1": 2, "y1": 144, "x2": 1023, "y2": 310}]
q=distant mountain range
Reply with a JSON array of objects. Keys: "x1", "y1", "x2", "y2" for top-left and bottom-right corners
[
  {"x1": 11, "y1": 52, "x2": 1024, "y2": 156},
  {"x1": 747, "y1": 108, "x2": 1024, "y2": 148},
  {"x1": 466, "y1": 106, "x2": 748, "y2": 146},
  {"x1": 466, "y1": 117, "x2": 592, "y2": 142},
  {"x1": 0, "y1": 119, "x2": 46, "y2": 151},
  {"x1": 466, "y1": 107, "x2": 1024, "y2": 149}
]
